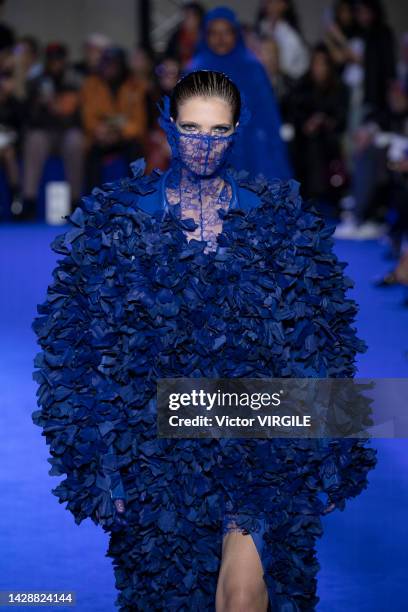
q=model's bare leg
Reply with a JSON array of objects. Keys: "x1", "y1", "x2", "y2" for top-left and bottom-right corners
[{"x1": 215, "y1": 527, "x2": 269, "y2": 612}]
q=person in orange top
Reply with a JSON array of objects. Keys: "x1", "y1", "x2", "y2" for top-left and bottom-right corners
[{"x1": 80, "y1": 46, "x2": 148, "y2": 191}]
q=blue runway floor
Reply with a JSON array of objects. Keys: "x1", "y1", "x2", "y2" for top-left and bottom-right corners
[{"x1": 0, "y1": 222, "x2": 407, "y2": 611}]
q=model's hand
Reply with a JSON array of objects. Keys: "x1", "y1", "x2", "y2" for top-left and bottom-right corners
[
  {"x1": 114, "y1": 498, "x2": 126, "y2": 513},
  {"x1": 108, "y1": 498, "x2": 128, "y2": 531},
  {"x1": 95, "y1": 498, "x2": 127, "y2": 529}
]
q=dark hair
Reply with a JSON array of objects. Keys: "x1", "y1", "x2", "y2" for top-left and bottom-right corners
[
  {"x1": 45, "y1": 42, "x2": 68, "y2": 60},
  {"x1": 170, "y1": 70, "x2": 241, "y2": 124},
  {"x1": 333, "y1": 0, "x2": 357, "y2": 38},
  {"x1": 356, "y1": 0, "x2": 387, "y2": 25},
  {"x1": 257, "y1": 0, "x2": 302, "y2": 34},
  {"x1": 183, "y1": 1, "x2": 205, "y2": 20},
  {"x1": 99, "y1": 46, "x2": 130, "y2": 82},
  {"x1": 20, "y1": 35, "x2": 40, "y2": 56},
  {"x1": 310, "y1": 42, "x2": 338, "y2": 89}
]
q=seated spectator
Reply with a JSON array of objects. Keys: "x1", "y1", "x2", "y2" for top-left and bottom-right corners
[
  {"x1": 80, "y1": 46, "x2": 148, "y2": 191},
  {"x1": 0, "y1": 62, "x2": 23, "y2": 217},
  {"x1": 335, "y1": 79, "x2": 407, "y2": 240},
  {"x1": 130, "y1": 45, "x2": 157, "y2": 133},
  {"x1": 165, "y1": 2, "x2": 204, "y2": 69},
  {"x1": 73, "y1": 32, "x2": 111, "y2": 80},
  {"x1": 130, "y1": 46, "x2": 154, "y2": 84},
  {"x1": 13, "y1": 36, "x2": 42, "y2": 100},
  {"x1": 290, "y1": 43, "x2": 349, "y2": 213},
  {"x1": 256, "y1": 0, "x2": 309, "y2": 80},
  {"x1": 20, "y1": 42, "x2": 84, "y2": 220},
  {"x1": 81, "y1": 47, "x2": 148, "y2": 190},
  {"x1": 324, "y1": 1, "x2": 366, "y2": 167},
  {"x1": 240, "y1": 23, "x2": 262, "y2": 57},
  {"x1": 257, "y1": 35, "x2": 295, "y2": 120},
  {"x1": 374, "y1": 153, "x2": 408, "y2": 302},
  {"x1": 324, "y1": 0, "x2": 359, "y2": 69},
  {"x1": 145, "y1": 56, "x2": 181, "y2": 173},
  {"x1": 355, "y1": 0, "x2": 396, "y2": 118},
  {"x1": 397, "y1": 32, "x2": 408, "y2": 95},
  {"x1": 0, "y1": 0, "x2": 15, "y2": 66},
  {"x1": 332, "y1": 1, "x2": 399, "y2": 239}
]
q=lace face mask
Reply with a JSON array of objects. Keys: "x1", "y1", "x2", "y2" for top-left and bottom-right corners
[
  {"x1": 158, "y1": 92, "x2": 251, "y2": 180},
  {"x1": 176, "y1": 130, "x2": 235, "y2": 178}
]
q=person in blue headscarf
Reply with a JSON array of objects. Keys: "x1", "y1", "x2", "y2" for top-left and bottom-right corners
[{"x1": 186, "y1": 5, "x2": 293, "y2": 180}]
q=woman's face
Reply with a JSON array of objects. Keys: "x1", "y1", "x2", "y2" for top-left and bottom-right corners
[
  {"x1": 260, "y1": 38, "x2": 280, "y2": 74},
  {"x1": 206, "y1": 19, "x2": 237, "y2": 55},
  {"x1": 131, "y1": 47, "x2": 152, "y2": 76},
  {"x1": 183, "y1": 7, "x2": 202, "y2": 31},
  {"x1": 156, "y1": 58, "x2": 180, "y2": 92},
  {"x1": 311, "y1": 52, "x2": 330, "y2": 84},
  {"x1": 355, "y1": 4, "x2": 375, "y2": 28},
  {"x1": 265, "y1": 0, "x2": 288, "y2": 21},
  {"x1": 174, "y1": 95, "x2": 236, "y2": 136},
  {"x1": 171, "y1": 95, "x2": 237, "y2": 177},
  {"x1": 336, "y1": 2, "x2": 353, "y2": 28}
]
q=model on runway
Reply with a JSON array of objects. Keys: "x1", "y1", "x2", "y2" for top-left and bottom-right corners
[{"x1": 32, "y1": 70, "x2": 377, "y2": 611}]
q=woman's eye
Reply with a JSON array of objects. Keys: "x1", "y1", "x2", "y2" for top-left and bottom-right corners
[
  {"x1": 180, "y1": 124, "x2": 199, "y2": 133},
  {"x1": 212, "y1": 126, "x2": 230, "y2": 134}
]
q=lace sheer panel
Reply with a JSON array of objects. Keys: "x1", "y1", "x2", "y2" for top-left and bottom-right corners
[{"x1": 165, "y1": 171, "x2": 233, "y2": 253}]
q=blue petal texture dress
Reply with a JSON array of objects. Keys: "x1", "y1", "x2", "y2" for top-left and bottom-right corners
[{"x1": 32, "y1": 112, "x2": 377, "y2": 610}]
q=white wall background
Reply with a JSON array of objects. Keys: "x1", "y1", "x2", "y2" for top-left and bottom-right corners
[{"x1": 3, "y1": 0, "x2": 408, "y2": 60}]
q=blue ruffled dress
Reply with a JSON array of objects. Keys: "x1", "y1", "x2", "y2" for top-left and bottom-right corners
[{"x1": 32, "y1": 159, "x2": 377, "y2": 611}]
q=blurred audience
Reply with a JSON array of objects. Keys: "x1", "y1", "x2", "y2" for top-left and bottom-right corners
[
  {"x1": 356, "y1": 0, "x2": 396, "y2": 119},
  {"x1": 80, "y1": 46, "x2": 148, "y2": 192},
  {"x1": 21, "y1": 42, "x2": 83, "y2": 220},
  {"x1": 374, "y1": 146, "x2": 408, "y2": 297},
  {"x1": 145, "y1": 56, "x2": 181, "y2": 173},
  {"x1": 334, "y1": 0, "x2": 399, "y2": 239},
  {"x1": 73, "y1": 32, "x2": 111, "y2": 79},
  {"x1": 325, "y1": 0, "x2": 359, "y2": 67},
  {"x1": 0, "y1": 0, "x2": 406, "y2": 277},
  {"x1": 165, "y1": 2, "x2": 204, "y2": 69},
  {"x1": 397, "y1": 33, "x2": 408, "y2": 94},
  {"x1": 290, "y1": 43, "x2": 349, "y2": 212},
  {"x1": 257, "y1": 36, "x2": 295, "y2": 123},
  {"x1": 13, "y1": 36, "x2": 42, "y2": 99},
  {"x1": 324, "y1": 0, "x2": 365, "y2": 168},
  {"x1": 0, "y1": 60, "x2": 23, "y2": 217},
  {"x1": 256, "y1": 0, "x2": 309, "y2": 80},
  {"x1": 0, "y1": 0, "x2": 14, "y2": 59}
]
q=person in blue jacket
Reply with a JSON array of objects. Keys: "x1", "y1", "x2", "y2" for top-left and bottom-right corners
[
  {"x1": 186, "y1": 6, "x2": 293, "y2": 182},
  {"x1": 32, "y1": 70, "x2": 376, "y2": 611}
]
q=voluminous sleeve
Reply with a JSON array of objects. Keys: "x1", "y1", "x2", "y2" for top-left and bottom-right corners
[
  {"x1": 238, "y1": 174, "x2": 378, "y2": 511},
  {"x1": 31, "y1": 176, "x2": 144, "y2": 529}
]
